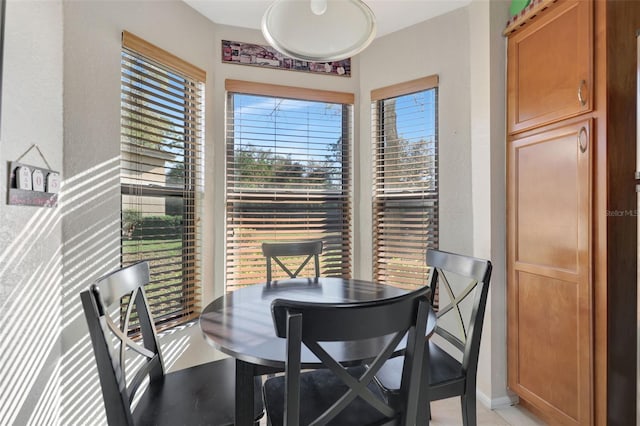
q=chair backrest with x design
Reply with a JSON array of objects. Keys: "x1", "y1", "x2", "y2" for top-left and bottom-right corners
[
  {"x1": 262, "y1": 240, "x2": 323, "y2": 284},
  {"x1": 270, "y1": 285, "x2": 430, "y2": 426},
  {"x1": 80, "y1": 261, "x2": 164, "y2": 425},
  {"x1": 427, "y1": 249, "x2": 492, "y2": 377}
]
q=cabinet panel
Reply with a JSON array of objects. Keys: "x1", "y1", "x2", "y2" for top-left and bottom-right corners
[
  {"x1": 507, "y1": 1, "x2": 592, "y2": 134},
  {"x1": 507, "y1": 119, "x2": 592, "y2": 425},
  {"x1": 516, "y1": 133, "x2": 579, "y2": 271},
  {"x1": 516, "y1": 271, "x2": 579, "y2": 420}
]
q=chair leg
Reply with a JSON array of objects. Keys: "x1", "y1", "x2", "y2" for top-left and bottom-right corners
[
  {"x1": 418, "y1": 401, "x2": 432, "y2": 421},
  {"x1": 461, "y1": 393, "x2": 476, "y2": 426},
  {"x1": 418, "y1": 399, "x2": 431, "y2": 423}
]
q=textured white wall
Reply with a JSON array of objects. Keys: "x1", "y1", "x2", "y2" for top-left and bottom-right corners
[
  {"x1": 358, "y1": 3, "x2": 511, "y2": 406},
  {"x1": 60, "y1": 1, "x2": 219, "y2": 423},
  {"x1": 209, "y1": 23, "x2": 359, "y2": 302},
  {"x1": 0, "y1": 0, "x2": 509, "y2": 422},
  {"x1": 469, "y1": 0, "x2": 512, "y2": 408},
  {"x1": 357, "y1": 7, "x2": 474, "y2": 279},
  {"x1": 59, "y1": 3, "x2": 359, "y2": 423},
  {"x1": 0, "y1": 1, "x2": 64, "y2": 424}
]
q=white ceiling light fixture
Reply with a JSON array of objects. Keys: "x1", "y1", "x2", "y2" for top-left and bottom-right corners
[{"x1": 261, "y1": 0, "x2": 377, "y2": 62}]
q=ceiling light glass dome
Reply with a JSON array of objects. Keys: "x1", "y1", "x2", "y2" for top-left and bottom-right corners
[{"x1": 261, "y1": 0, "x2": 377, "y2": 62}]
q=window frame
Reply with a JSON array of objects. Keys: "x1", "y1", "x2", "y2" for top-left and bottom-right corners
[
  {"x1": 371, "y1": 75, "x2": 439, "y2": 289},
  {"x1": 120, "y1": 31, "x2": 205, "y2": 332},
  {"x1": 224, "y1": 80, "x2": 354, "y2": 289}
]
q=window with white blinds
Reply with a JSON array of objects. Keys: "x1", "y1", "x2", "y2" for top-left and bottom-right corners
[
  {"x1": 225, "y1": 80, "x2": 353, "y2": 289},
  {"x1": 120, "y1": 31, "x2": 205, "y2": 332},
  {"x1": 372, "y1": 76, "x2": 439, "y2": 289}
]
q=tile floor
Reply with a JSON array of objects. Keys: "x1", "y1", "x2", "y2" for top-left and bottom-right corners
[
  {"x1": 429, "y1": 398, "x2": 546, "y2": 425},
  {"x1": 259, "y1": 397, "x2": 547, "y2": 425}
]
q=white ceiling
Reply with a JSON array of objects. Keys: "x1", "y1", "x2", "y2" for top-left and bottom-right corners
[{"x1": 183, "y1": 0, "x2": 472, "y2": 39}]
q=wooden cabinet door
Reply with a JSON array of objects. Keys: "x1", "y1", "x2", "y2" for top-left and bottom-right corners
[
  {"x1": 507, "y1": 0, "x2": 592, "y2": 134},
  {"x1": 507, "y1": 119, "x2": 592, "y2": 425}
]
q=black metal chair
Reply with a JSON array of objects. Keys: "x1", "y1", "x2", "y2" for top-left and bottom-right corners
[
  {"x1": 262, "y1": 284, "x2": 431, "y2": 426},
  {"x1": 80, "y1": 261, "x2": 264, "y2": 426},
  {"x1": 261, "y1": 240, "x2": 323, "y2": 284},
  {"x1": 374, "y1": 249, "x2": 492, "y2": 426}
]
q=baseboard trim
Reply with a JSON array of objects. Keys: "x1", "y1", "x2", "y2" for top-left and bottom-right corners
[{"x1": 477, "y1": 390, "x2": 519, "y2": 409}]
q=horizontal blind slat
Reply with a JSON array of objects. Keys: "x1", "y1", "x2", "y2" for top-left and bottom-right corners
[
  {"x1": 226, "y1": 87, "x2": 352, "y2": 289},
  {"x1": 121, "y1": 36, "x2": 203, "y2": 334},
  {"x1": 372, "y1": 83, "x2": 439, "y2": 288}
]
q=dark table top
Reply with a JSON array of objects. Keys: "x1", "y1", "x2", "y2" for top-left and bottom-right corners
[{"x1": 199, "y1": 277, "x2": 435, "y2": 369}]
